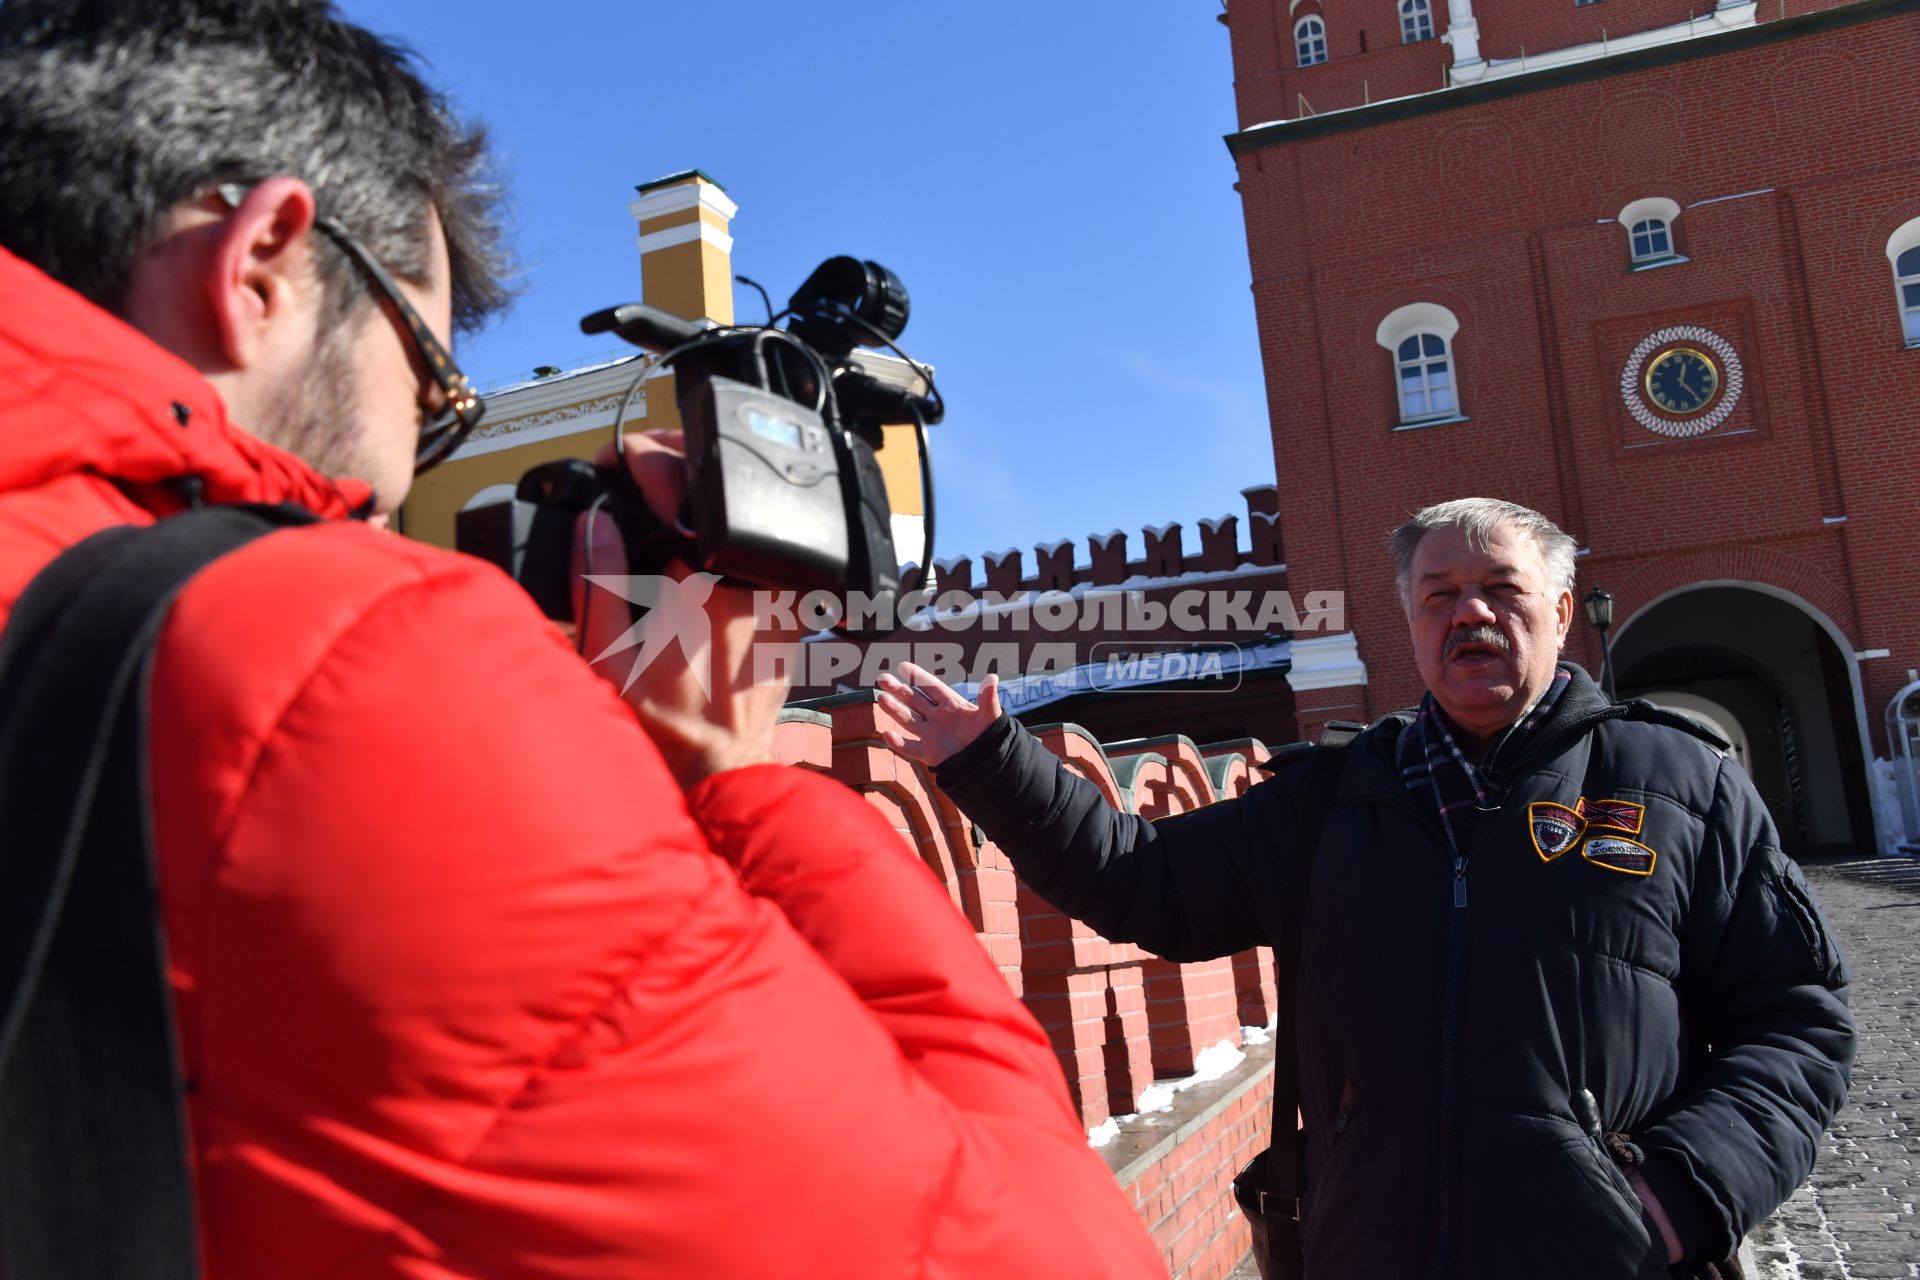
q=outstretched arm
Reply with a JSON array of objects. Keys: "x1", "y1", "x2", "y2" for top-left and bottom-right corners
[{"x1": 876, "y1": 663, "x2": 1298, "y2": 961}]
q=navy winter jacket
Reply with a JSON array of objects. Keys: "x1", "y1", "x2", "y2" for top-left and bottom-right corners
[{"x1": 934, "y1": 665, "x2": 1854, "y2": 1279}]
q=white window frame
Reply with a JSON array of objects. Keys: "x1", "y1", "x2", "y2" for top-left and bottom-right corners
[
  {"x1": 1400, "y1": 0, "x2": 1435, "y2": 44},
  {"x1": 1295, "y1": 15, "x2": 1327, "y2": 67},
  {"x1": 1616, "y1": 197, "x2": 1684, "y2": 268},
  {"x1": 1376, "y1": 303, "x2": 1464, "y2": 427},
  {"x1": 1629, "y1": 218, "x2": 1672, "y2": 261},
  {"x1": 1886, "y1": 215, "x2": 1920, "y2": 348}
]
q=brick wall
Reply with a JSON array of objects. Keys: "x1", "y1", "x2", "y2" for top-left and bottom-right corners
[
  {"x1": 1230, "y1": 1, "x2": 1920, "y2": 754},
  {"x1": 771, "y1": 705, "x2": 1281, "y2": 1278},
  {"x1": 1110, "y1": 1044, "x2": 1276, "y2": 1280}
]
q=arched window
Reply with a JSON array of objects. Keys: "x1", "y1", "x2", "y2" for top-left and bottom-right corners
[
  {"x1": 1629, "y1": 218, "x2": 1672, "y2": 262},
  {"x1": 1395, "y1": 334, "x2": 1455, "y2": 421},
  {"x1": 1400, "y1": 0, "x2": 1434, "y2": 44},
  {"x1": 1896, "y1": 248, "x2": 1920, "y2": 346},
  {"x1": 1377, "y1": 302, "x2": 1463, "y2": 426},
  {"x1": 1295, "y1": 15, "x2": 1327, "y2": 67},
  {"x1": 1887, "y1": 216, "x2": 1920, "y2": 347},
  {"x1": 1616, "y1": 197, "x2": 1683, "y2": 268}
]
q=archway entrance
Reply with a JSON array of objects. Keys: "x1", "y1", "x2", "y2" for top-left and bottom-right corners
[{"x1": 1611, "y1": 585, "x2": 1872, "y2": 858}]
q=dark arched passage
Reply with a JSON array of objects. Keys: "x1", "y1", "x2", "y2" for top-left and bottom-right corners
[{"x1": 1612, "y1": 585, "x2": 1873, "y2": 858}]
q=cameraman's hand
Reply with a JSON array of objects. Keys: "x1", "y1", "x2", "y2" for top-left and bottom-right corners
[
  {"x1": 570, "y1": 431, "x2": 801, "y2": 790},
  {"x1": 874, "y1": 663, "x2": 1003, "y2": 767}
]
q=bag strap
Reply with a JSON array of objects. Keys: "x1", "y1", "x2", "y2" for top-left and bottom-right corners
[
  {"x1": 1260, "y1": 719, "x2": 1366, "y2": 1218},
  {"x1": 0, "y1": 503, "x2": 316, "y2": 1279}
]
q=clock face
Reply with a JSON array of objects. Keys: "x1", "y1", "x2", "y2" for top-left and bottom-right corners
[
  {"x1": 1643, "y1": 347, "x2": 1719, "y2": 417},
  {"x1": 1619, "y1": 325, "x2": 1745, "y2": 439}
]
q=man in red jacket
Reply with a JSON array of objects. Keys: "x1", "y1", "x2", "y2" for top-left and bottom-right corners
[{"x1": 0, "y1": 2, "x2": 1164, "y2": 1276}]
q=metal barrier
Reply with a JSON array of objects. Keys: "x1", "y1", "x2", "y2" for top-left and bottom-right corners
[{"x1": 1882, "y1": 678, "x2": 1920, "y2": 853}]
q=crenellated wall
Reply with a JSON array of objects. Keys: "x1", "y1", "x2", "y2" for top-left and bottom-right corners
[
  {"x1": 787, "y1": 485, "x2": 1307, "y2": 753},
  {"x1": 774, "y1": 696, "x2": 1277, "y2": 1121},
  {"x1": 930, "y1": 483, "x2": 1283, "y2": 599}
]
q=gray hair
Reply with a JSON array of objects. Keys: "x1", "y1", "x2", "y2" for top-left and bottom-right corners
[
  {"x1": 1389, "y1": 498, "x2": 1578, "y2": 609},
  {"x1": 0, "y1": 0, "x2": 512, "y2": 334}
]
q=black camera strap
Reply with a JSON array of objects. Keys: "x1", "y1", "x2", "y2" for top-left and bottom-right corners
[{"x1": 0, "y1": 502, "x2": 316, "y2": 1279}]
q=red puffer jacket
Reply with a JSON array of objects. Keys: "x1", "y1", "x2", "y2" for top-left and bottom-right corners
[{"x1": 0, "y1": 246, "x2": 1165, "y2": 1279}]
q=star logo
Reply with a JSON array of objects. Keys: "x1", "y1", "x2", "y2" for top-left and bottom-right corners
[{"x1": 582, "y1": 572, "x2": 722, "y2": 700}]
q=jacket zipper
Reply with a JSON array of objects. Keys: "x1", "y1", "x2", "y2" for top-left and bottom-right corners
[
  {"x1": 1356, "y1": 698, "x2": 1620, "y2": 1279},
  {"x1": 1428, "y1": 812, "x2": 1493, "y2": 1280}
]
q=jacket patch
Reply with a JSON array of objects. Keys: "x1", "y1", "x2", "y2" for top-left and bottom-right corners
[
  {"x1": 1529, "y1": 801, "x2": 1586, "y2": 862},
  {"x1": 1576, "y1": 796, "x2": 1645, "y2": 836},
  {"x1": 1582, "y1": 835, "x2": 1657, "y2": 877}
]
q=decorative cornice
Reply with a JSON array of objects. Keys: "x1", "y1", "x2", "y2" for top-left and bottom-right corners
[
  {"x1": 1285, "y1": 632, "x2": 1368, "y2": 691},
  {"x1": 627, "y1": 176, "x2": 738, "y2": 225},
  {"x1": 466, "y1": 393, "x2": 627, "y2": 443},
  {"x1": 1226, "y1": 0, "x2": 1916, "y2": 155}
]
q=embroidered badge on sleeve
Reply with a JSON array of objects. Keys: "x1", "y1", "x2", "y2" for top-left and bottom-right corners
[
  {"x1": 1582, "y1": 834, "x2": 1658, "y2": 877},
  {"x1": 1576, "y1": 796, "x2": 1646, "y2": 836},
  {"x1": 1529, "y1": 801, "x2": 1587, "y2": 862}
]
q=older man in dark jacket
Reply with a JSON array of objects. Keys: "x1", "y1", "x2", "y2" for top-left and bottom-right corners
[{"x1": 876, "y1": 498, "x2": 1854, "y2": 1280}]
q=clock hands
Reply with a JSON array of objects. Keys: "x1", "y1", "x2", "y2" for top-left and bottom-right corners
[
  {"x1": 1653, "y1": 353, "x2": 1713, "y2": 411},
  {"x1": 1628, "y1": 331, "x2": 1739, "y2": 437},
  {"x1": 1679, "y1": 361, "x2": 1704, "y2": 400}
]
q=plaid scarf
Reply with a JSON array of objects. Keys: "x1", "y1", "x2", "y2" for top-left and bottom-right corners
[{"x1": 1397, "y1": 667, "x2": 1572, "y2": 856}]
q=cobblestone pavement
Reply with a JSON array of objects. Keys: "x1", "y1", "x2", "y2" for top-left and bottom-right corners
[
  {"x1": 1227, "y1": 858, "x2": 1920, "y2": 1280},
  {"x1": 1746, "y1": 858, "x2": 1920, "y2": 1280}
]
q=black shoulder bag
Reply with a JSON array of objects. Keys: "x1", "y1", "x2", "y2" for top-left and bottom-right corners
[
  {"x1": 1230, "y1": 720, "x2": 1364, "y2": 1280},
  {"x1": 0, "y1": 503, "x2": 315, "y2": 1279}
]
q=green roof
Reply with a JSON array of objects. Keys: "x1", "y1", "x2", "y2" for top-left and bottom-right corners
[{"x1": 633, "y1": 169, "x2": 727, "y2": 196}]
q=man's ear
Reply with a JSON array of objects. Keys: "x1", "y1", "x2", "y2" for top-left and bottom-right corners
[
  {"x1": 1555, "y1": 588, "x2": 1575, "y2": 647},
  {"x1": 204, "y1": 177, "x2": 321, "y2": 371}
]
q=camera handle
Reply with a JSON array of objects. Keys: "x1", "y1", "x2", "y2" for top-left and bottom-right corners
[{"x1": 515, "y1": 456, "x2": 699, "y2": 589}]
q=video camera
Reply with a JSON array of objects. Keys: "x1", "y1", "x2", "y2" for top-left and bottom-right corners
[{"x1": 458, "y1": 256, "x2": 941, "y2": 638}]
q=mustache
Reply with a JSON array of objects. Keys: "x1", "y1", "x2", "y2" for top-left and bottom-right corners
[{"x1": 1443, "y1": 625, "x2": 1511, "y2": 659}]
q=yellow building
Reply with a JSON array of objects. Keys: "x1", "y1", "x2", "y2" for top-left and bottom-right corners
[{"x1": 399, "y1": 170, "x2": 929, "y2": 570}]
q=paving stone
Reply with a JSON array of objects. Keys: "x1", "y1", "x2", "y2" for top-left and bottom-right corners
[{"x1": 1744, "y1": 861, "x2": 1920, "y2": 1279}]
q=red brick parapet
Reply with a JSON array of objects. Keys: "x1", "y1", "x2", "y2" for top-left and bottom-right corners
[
  {"x1": 772, "y1": 700, "x2": 1278, "y2": 1278},
  {"x1": 773, "y1": 700, "x2": 1278, "y2": 1127}
]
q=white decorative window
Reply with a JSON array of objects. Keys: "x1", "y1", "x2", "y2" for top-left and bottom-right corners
[
  {"x1": 1400, "y1": 0, "x2": 1435, "y2": 43},
  {"x1": 1396, "y1": 334, "x2": 1455, "y2": 420},
  {"x1": 1630, "y1": 220, "x2": 1672, "y2": 260},
  {"x1": 1887, "y1": 216, "x2": 1920, "y2": 347},
  {"x1": 1617, "y1": 197, "x2": 1682, "y2": 267},
  {"x1": 1376, "y1": 302, "x2": 1463, "y2": 425},
  {"x1": 1295, "y1": 16, "x2": 1327, "y2": 67}
]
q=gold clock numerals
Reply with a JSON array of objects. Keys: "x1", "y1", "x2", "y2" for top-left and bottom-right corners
[{"x1": 1643, "y1": 347, "x2": 1719, "y2": 418}]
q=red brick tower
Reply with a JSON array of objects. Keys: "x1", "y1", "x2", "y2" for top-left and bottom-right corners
[{"x1": 1224, "y1": 0, "x2": 1920, "y2": 855}]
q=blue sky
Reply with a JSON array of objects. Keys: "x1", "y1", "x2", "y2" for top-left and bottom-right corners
[{"x1": 337, "y1": 1, "x2": 1275, "y2": 567}]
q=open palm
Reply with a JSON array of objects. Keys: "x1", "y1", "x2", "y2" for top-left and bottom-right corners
[{"x1": 874, "y1": 662, "x2": 1004, "y2": 767}]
